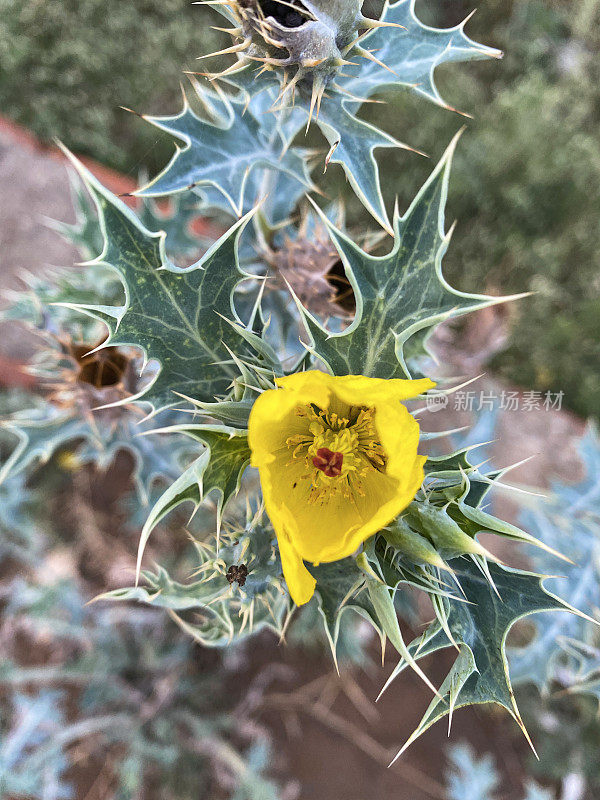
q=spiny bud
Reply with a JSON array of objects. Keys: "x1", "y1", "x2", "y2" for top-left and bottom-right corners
[
  {"x1": 263, "y1": 206, "x2": 355, "y2": 318},
  {"x1": 238, "y1": 1, "x2": 362, "y2": 73},
  {"x1": 208, "y1": 1, "x2": 376, "y2": 104}
]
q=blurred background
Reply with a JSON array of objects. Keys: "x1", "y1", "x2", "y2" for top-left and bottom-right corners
[{"x1": 0, "y1": 1, "x2": 599, "y2": 799}]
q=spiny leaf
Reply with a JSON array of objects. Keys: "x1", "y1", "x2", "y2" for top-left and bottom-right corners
[
  {"x1": 508, "y1": 424, "x2": 600, "y2": 692},
  {"x1": 203, "y1": 1, "x2": 500, "y2": 229},
  {"x1": 59, "y1": 148, "x2": 275, "y2": 411},
  {"x1": 98, "y1": 566, "x2": 228, "y2": 610},
  {"x1": 1, "y1": 261, "x2": 122, "y2": 345},
  {"x1": 135, "y1": 84, "x2": 312, "y2": 218},
  {"x1": 221, "y1": 64, "x2": 409, "y2": 232},
  {"x1": 310, "y1": 546, "x2": 449, "y2": 667},
  {"x1": 309, "y1": 557, "x2": 382, "y2": 666},
  {"x1": 316, "y1": 0, "x2": 501, "y2": 229},
  {"x1": 136, "y1": 425, "x2": 251, "y2": 580},
  {"x1": 445, "y1": 742, "x2": 500, "y2": 800},
  {"x1": 138, "y1": 193, "x2": 213, "y2": 259},
  {"x1": 338, "y1": 0, "x2": 502, "y2": 111},
  {"x1": 0, "y1": 401, "x2": 191, "y2": 507},
  {"x1": 360, "y1": 559, "x2": 441, "y2": 698},
  {"x1": 382, "y1": 559, "x2": 582, "y2": 758},
  {"x1": 106, "y1": 524, "x2": 287, "y2": 648},
  {"x1": 297, "y1": 134, "x2": 522, "y2": 380},
  {"x1": 0, "y1": 474, "x2": 43, "y2": 566},
  {"x1": 522, "y1": 784, "x2": 556, "y2": 800},
  {"x1": 421, "y1": 443, "x2": 568, "y2": 562},
  {"x1": 45, "y1": 169, "x2": 103, "y2": 259},
  {"x1": 54, "y1": 167, "x2": 213, "y2": 264},
  {"x1": 0, "y1": 690, "x2": 73, "y2": 799},
  {"x1": 312, "y1": 92, "x2": 410, "y2": 234},
  {"x1": 0, "y1": 404, "x2": 97, "y2": 485},
  {"x1": 559, "y1": 640, "x2": 600, "y2": 706}
]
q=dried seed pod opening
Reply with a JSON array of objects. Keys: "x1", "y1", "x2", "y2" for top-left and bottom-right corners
[
  {"x1": 72, "y1": 344, "x2": 131, "y2": 389},
  {"x1": 252, "y1": 0, "x2": 309, "y2": 29},
  {"x1": 228, "y1": 0, "x2": 366, "y2": 93},
  {"x1": 45, "y1": 338, "x2": 143, "y2": 419}
]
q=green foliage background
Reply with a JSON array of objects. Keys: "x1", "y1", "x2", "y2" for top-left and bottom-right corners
[
  {"x1": 0, "y1": 0, "x2": 219, "y2": 173},
  {"x1": 0, "y1": 0, "x2": 598, "y2": 417},
  {"x1": 407, "y1": 0, "x2": 600, "y2": 421}
]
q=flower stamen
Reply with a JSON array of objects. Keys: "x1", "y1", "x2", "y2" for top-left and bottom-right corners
[{"x1": 284, "y1": 399, "x2": 389, "y2": 505}]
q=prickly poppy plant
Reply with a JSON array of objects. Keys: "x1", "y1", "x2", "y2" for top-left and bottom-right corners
[{"x1": 1, "y1": 0, "x2": 592, "y2": 759}]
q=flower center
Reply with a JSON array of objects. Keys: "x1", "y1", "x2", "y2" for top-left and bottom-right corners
[
  {"x1": 285, "y1": 402, "x2": 387, "y2": 504},
  {"x1": 313, "y1": 447, "x2": 344, "y2": 477}
]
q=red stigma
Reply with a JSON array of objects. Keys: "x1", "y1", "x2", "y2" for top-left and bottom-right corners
[{"x1": 312, "y1": 447, "x2": 344, "y2": 477}]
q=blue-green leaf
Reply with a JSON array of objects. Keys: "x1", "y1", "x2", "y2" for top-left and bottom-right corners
[
  {"x1": 383, "y1": 559, "x2": 582, "y2": 757},
  {"x1": 509, "y1": 425, "x2": 600, "y2": 693},
  {"x1": 313, "y1": 92, "x2": 409, "y2": 234},
  {"x1": 136, "y1": 425, "x2": 250, "y2": 579},
  {"x1": 338, "y1": 0, "x2": 502, "y2": 110},
  {"x1": 136, "y1": 85, "x2": 312, "y2": 218},
  {"x1": 445, "y1": 742, "x2": 500, "y2": 800},
  {"x1": 0, "y1": 400, "x2": 192, "y2": 508},
  {"x1": 298, "y1": 134, "x2": 521, "y2": 380},
  {"x1": 58, "y1": 148, "x2": 275, "y2": 411}
]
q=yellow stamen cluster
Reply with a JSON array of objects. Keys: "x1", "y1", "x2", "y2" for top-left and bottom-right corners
[{"x1": 285, "y1": 403, "x2": 387, "y2": 505}]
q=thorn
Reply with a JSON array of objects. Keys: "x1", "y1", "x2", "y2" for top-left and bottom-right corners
[
  {"x1": 331, "y1": 57, "x2": 359, "y2": 68},
  {"x1": 201, "y1": 60, "x2": 249, "y2": 82},
  {"x1": 119, "y1": 105, "x2": 144, "y2": 118},
  {"x1": 196, "y1": 38, "x2": 251, "y2": 59},
  {"x1": 246, "y1": 54, "x2": 289, "y2": 68},
  {"x1": 356, "y1": 47, "x2": 398, "y2": 77},
  {"x1": 210, "y1": 25, "x2": 243, "y2": 35},
  {"x1": 361, "y1": 18, "x2": 406, "y2": 31},
  {"x1": 305, "y1": 80, "x2": 323, "y2": 133},
  {"x1": 301, "y1": 57, "x2": 328, "y2": 69},
  {"x1": 324, "y1": 140, "x2": 339, "y2": 172},
  {"x1": 443, "y1": 103, "x2": 474, "y2": 120},
  {"x1": 461, "y1": 9, "x2": 478, "y2": 26},
  {"x1": 272, "y1": 69, "x2": 303, "y2": 110},
  {"x1": 342, "y1": 28, "x2": 371, "y2": 55},
  {"x1": 331, "y1": 83, "x2": 385, "y2": 105}
]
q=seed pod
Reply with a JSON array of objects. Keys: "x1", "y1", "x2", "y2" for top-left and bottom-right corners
[
  {"x1": 264, "y1": 210, "x2": 352, "y2": 318},
  {"x1": 211, "y1": 0, "x2": 382, "y2": 102},
  {"x1": 407, "y1": 502, "x2": 499, "y2": 562},
  {"x1": 47, "y1": 336, "x2": 141, "y2": 424},
  {"x1": 382, "y1": 517, "x2": 449, "y2": 571},
  {"x1": 239, "y1": 1, "x2": 361, "y2": 74}
]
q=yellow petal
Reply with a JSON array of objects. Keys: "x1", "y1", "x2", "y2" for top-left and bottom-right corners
[
  {"x1": 277, "y1": 526, "x2": 317, "y2": 606},
  {"x1": 248, "y1": 371, "x2": 433, "y2": 583},
  {"x1": 275, "y1": 371, "x2": 435, "y2": 403},
  {"x1": 248, "y1": 382, "x2": 321, "y2": 469}
]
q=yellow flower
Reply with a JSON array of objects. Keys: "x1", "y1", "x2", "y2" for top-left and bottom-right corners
[{"x1": 248, "y1": 371, "x2": 434, "y2": 606}]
